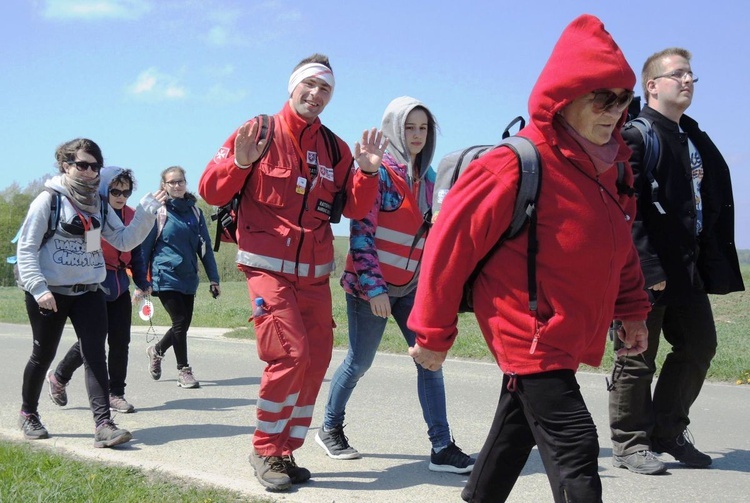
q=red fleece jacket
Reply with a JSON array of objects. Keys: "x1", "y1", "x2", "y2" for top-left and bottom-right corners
[{"x1": 407, "y1": 14, "x2": 650, "y2": 374}]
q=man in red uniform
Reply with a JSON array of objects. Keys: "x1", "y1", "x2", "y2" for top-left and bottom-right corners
[{"x1": 199, "y1": 53, "x2": 388, "y2": 492}]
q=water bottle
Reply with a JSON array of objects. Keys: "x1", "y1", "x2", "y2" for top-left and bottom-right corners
[{"x1": 253, "y1": 297, "x2": 268, "y2": 318}]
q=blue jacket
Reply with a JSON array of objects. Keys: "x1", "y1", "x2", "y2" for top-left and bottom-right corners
[{"x1": 140, "y1": 195, "x2": 219, "y2": 295}]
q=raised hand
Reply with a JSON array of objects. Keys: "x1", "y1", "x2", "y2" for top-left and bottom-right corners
[
  {"x1": 354, "y1": 128, "x2": 390, "y2": 174},
  {"x1": 234, "y1": 121, "x2": 268, "y2": 167}
]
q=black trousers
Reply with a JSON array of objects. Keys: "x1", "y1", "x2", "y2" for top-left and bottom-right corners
[
  {"x1": 463, "y1": 370, "x2": 601, "y2": 503},
  {"x1": 155, "y1": 290, "x2": 195, "y2": 369},
  {"x1": 23, "y1": 290, "x2": 111, "y2": 425},
  {"x1": 56, "y1": 290, "x2": 133, "y2": 396},
  {"x1": 609, "y1": 292, "x2": 716, "y2": 455}
]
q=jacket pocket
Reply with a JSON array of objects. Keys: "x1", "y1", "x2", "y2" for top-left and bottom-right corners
[{"x1": 254, "y1": 163, "x2": 292, "y2": 208}]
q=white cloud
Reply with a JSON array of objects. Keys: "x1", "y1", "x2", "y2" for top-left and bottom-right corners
[
  {"x1": 41, "y1": 0, "x2": 152, "y2": 20},
  {"x1": 127, "y1": 68, "x2": 187, "y2": 101}
]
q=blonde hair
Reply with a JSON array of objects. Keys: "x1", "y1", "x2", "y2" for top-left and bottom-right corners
[{"x1": 641, "y1": 47, "x2": 692, "y2": 102}]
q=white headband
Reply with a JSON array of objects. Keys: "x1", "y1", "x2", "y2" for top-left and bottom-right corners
[{"x1": 288, "y1": 63, "x2": 335, "y2": 96}]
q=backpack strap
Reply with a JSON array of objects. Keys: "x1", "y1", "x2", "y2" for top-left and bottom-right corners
[
  {"x1": 625, "y1": 117, "x2": 664, "y2": 214},
  {"x1": 466, "y1": 136, "x2": 542, "y2": 313},
  {"x1": 43, "y1": 188, "x2": 62, "y2": 243}
]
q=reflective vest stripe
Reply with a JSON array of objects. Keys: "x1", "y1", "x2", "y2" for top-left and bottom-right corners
[
  {"x1": 377, "y1": 249, "x2": 420, "y2": 272},
  {"x1": 236, "y1": 250, "x2": 335, "y2": 278},
  {"x1": 374, "y1": 226, "x2": 426, "y2": 251}
]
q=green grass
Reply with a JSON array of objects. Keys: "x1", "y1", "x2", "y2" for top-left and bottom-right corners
[{"x1": 0, "y1": 440, "x2": 273, "y2": 503}]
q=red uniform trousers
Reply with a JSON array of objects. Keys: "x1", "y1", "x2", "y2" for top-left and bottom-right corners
[{"x1": 245, "y1": 268, "x2": 334, "y2": 457}]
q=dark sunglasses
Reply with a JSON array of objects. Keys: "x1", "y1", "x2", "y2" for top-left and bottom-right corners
[
  {"x1": 590, "y1": 89, "x2": 634, "y2": 113},
  {"x1": 109, "y1": 188, "x2": 133, "y2": 198},
  {"x1": 67, "y1": 160, "x2": 103, "y2": 173}
]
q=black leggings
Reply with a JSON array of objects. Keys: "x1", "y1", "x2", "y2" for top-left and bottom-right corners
[
  {"x1": 154, "y1": 290, "x2": 195, "y2": 369},
  {"x1": 55, "y1": 290, "x2": 133, "y2": 396},
  {"x1": 23, "y1": 290, "x2": 111, "y2": 426}
]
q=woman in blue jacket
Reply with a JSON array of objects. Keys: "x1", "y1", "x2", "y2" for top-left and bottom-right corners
[{"x1": 141, "y1": 166, "x2": 220, "y2": 389}]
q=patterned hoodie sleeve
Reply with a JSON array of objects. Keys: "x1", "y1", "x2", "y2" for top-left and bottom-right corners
[{"x1": 349, "y1": 169, "x2": 388, "y2": 299}]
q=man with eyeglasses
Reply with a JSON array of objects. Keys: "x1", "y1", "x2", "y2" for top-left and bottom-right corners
[{"x1": 609, "y1": 47, "x2": 744, "y2": 475}]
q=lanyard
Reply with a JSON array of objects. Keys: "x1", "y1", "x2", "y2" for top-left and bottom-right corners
[{"x1": 73, "y1": 208, "x2": 93, "y2": 232}]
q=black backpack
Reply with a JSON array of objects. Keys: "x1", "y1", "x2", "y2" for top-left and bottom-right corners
[
  {"x1": 211, "y1": 115, "x2": 344, "y2": 251},
  {"x1": 432, "y1": 117, "x2": 542, "y2": 313}
]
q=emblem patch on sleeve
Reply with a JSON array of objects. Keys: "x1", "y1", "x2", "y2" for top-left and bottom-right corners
[{"x1": 214, "y1": 147, "x2": 230, "y2": 162}]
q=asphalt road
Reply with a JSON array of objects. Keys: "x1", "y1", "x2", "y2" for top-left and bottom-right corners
[{"x1": 1, "y1": 322, "x2": 749, "y2": 502}]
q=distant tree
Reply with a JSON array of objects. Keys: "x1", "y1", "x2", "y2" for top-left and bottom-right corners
[{"x1": 0, "y1": 176, "x2": 51, "y2": 286}]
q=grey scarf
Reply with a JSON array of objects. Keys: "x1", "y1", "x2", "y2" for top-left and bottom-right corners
[{"x1": 62, "y1": 174, "x2": 101, "y2": 214}]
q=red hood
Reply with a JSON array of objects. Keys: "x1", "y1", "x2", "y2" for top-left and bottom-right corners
[{"x1": 528, "y1": 14, "x2": 636, "y2": 145}]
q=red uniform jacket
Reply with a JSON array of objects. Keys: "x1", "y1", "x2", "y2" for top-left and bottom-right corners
[{"x1": 199, "y1": 102, "x2": 378, "y2": 278}]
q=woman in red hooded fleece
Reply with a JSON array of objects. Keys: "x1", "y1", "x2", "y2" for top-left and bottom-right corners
[{"x1": 407, "y1": 14, "x2": 651, "y2": 503}]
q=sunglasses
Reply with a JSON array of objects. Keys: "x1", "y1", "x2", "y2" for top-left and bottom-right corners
[
  {"x1": 67, "y1": 160, "x2": 103, "y2": 173},
  {"x1": 590, "y1": 89, "x2": 634, "y2": 113},
  {"x1": 652, "y1": 69, "x2": 698, "y2": 83},
  {"x1": 109, "y1": 188, "x2": 133, "y2": 198}
]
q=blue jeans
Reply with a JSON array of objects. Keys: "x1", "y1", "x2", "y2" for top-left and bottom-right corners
[{"x1": 323, "y1": 291, "x2": 451, "y2": 449}]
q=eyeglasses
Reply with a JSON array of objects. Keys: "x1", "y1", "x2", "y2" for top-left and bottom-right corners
[
  {"x1": 109, "y1": 188, "x2": 133, "y2": 198},
  {"x1": 67, "y1": 160, "x2": 103, "y2": 173},
  {"x1": 590, "y1": 89, "x2": 634, "y2": 113},
  {"x1": 164, "y1": 179, "x2": 186, "y2": 187},
  {"x1": 652, "y1": 69, "x2": 698, "y2": 83}
]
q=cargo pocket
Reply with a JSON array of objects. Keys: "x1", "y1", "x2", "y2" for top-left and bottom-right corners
[{"x1": 254, "y1": 313, "x2": 290, "y2": 362}]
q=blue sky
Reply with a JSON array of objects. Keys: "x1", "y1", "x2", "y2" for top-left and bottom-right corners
[{"x1": 2, "y1": 1, "x2": 748, "y2": 248}]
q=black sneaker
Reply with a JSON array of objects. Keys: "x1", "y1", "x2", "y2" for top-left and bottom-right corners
[
  {"x1": 429, "y1": 441, "x2": 475, "y2": 474},
  {"x1": 613, "y1": 450, "x2": 667, "y2": 475},
  {"x1": 18, "y1": 411, "x2": 49, "y2": 440},
  {"x1": 315, "y1": 424, "x2": 361, "y2": 460},
  {"x1": 283, "y1": 454, "x2": 311, "y2": 484},
  {"x1": 94, "y1": 420, "x2": 132, "y2": 448},
  {"x1": 248, "y1": 450, "x2": 292, "y2": 491},
  {"x1": 653, "y1": 430, "x2": 712, "y2": 468}
]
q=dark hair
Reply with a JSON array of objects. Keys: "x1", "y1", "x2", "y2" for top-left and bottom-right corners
[
  {"x1": 294, "y1": 53, "x2": 332, "y2": 72},
  {"x1": 411, "y1": 105, "x2": 440, "y2": 171},
  {"x1": 55, "y1": 138, "x2": 103, "y2": 173},
  {"x1": 110, "y1": 168, "x2": 136, "y2": 191},
  {"x1": 160, "y1": 165, "x2": 196, "y2": 201}
]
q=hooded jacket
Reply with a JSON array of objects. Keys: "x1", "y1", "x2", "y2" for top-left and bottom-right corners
[
  {"x1": 342, "y1": 97, "x2": 437, "y2": 299},
  {"x1": 140, "y1": 194, "x2": 219, "y2": 295},
  {"x1": 98, "y1": 166, "x2": 151, "y2": 302},
  {"x1": 16, "y1": 174, "x2": 160, "y2": 301},
  {"x1": 408, "y1": 14, "x2": 651, "y2": 374}
]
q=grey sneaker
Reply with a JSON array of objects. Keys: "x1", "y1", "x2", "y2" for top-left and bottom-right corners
[
  {"x1": 146, "y1": 345, "x2": 163, "y2": 380},
  {"x1": 18, "y1": 411, "x2": 49, "y2": 440},
  {"x1": 613, "y1": 450, "x2": 667, "y2": 475},
  {"x1": 429, "y1": 441, "x2": 475, "y2": 474},
  {"x1": 177, "y1": 366, "x2": 200, "y2": 388},
  {"x1": 283, "y1": 454, "x2": 311, "y2": 484},
  {"x1": 653, "y1": 430, "x2": 712, "y2": 468},
  {"x1": 46, "y1": 369, "x2": 68, "y2": 407},
  {"x1": 94, "y1": 420, "x2": 132, "y2": 448},
  {"x1": 109, "y1": 394, "x2": 135, "y2": 413},
  {"x1": 315, "y1": 424, "x2": 361, "y2": 460},
  {"x1": 248, "y1": 450, "x2": 292, "y2": 491}
]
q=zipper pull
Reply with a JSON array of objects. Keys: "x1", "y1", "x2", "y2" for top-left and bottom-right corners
[{"x1": 530, "y1": 321, "x2": 540, "y2": 355}]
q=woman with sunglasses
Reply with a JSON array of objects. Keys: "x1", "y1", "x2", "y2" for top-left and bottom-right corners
[
  {"x1": 142, "y1": 166, "x2": 220, "y2": 389},
  {"x1": 407, "y1": 15, "x2": 651, "y2": 502},
  {"x1": 15, "y1": 138, "x2": 167, "y2": 447},
  {"x1": 47, "y1": 167, "x2": 151, "y2": 415}
]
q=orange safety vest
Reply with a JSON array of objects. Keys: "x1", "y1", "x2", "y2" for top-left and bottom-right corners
[{"x1": 347, "y1": 165, "x2": 426, "y2": 287}]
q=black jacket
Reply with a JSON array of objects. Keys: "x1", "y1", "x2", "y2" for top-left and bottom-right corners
[{"x1": 623, "y1": 105, "x2": 744, "y2": 305}]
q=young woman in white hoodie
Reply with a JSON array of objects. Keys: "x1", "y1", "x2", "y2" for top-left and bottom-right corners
[{"x1": 16, "y1": 138, "x2": 166, "y2": 447}]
